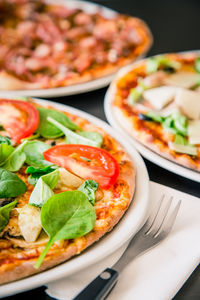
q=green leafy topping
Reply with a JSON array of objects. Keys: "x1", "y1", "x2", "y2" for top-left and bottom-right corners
[
  {"x1": 143, "y1": 112, "x2": 188, "y2": 136},
  {"x1": 37, "y1": 107, "x2": 80, "y2": 139},
  {"x1": 0, "y1": 200, "x2": 18, "y2": 232},
  {"x1": 162, "y1": 113, "x2": 187, "y2": 136},
  {"x1": 146, "y1": 56, "x2": 180, "y2": 74},
  {"x1": 145, "y1": 112, "x2": 164, "y2": 123},
  {"x1": 26, "y1": 166, "x2": 57, "y2": 186},
  {"x1": 0, "y1": 136, "x2": 11, "y2": 145},
  {"x1": 22, "y1": 132, "x2": 40, "y2": 141},
  {"x1": 195, "y1": 57, "x2": 200, "y2": 73},
  {"x1": 23, "y1": 141, "x2": 53, "y2": 168},
  {"x1": 0, "y1": 144, "x2": 14, "y2": 165},
  {"x1": 78, "y1": 180, "x2": 98, "y2": 205},
  {"x1": 0, "y1": 168, "x2": 26, "y2": 198},
  {"x1": 47, "y1": 117, "x2": 103, "y2": 148},
  {"x1": 128, "y1": 78, "x2": 147, "y2": 106},
  {"x1": 2, "y1": 141, "x2": 27, "y2": 172},
  {"x1": 34, "y1": 191, "x2": 96, "y2": 268},
  {"x1": 29, "y1": 169, "x2": 59, "y2": 207}
]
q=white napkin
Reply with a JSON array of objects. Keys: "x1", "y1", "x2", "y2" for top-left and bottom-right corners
[{"x1": 46, "y1": 181, "x2": 200, "y2": 300}]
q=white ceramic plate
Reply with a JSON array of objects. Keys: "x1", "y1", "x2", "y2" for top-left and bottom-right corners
[
  {"x1": 0, "y1": 0, "x2": 150, "y2": 98},
  {"x1": 104, "y1": 55, "x2": 200, "y2": 183},
  {"x1": 0, "y1": 99, "x2": 149, "y2": 298}
]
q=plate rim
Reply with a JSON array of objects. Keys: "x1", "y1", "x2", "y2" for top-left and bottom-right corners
[
  {"x1": 0, "y1": 98, "x2": 149, "y2": 297},
  {"x1": 104, "y1": 50, "x2": 200, "y2": 183},
  {"x1": 0, "y1": 0, "x2": 151, "y2": 98}
]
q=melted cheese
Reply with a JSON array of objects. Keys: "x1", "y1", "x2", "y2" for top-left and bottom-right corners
[{"x1": 175, "y1": 88, "x2": 200, "y2": 120}]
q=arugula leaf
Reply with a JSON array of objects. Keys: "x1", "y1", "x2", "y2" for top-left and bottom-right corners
[
  {"x1": 146, "y1": 56, "x2": 180, "y2": 74},
  {"x1": 37, "y1": 107, "x2": 80, "y2": 139},
  {"x1": 34, "y1": 191, "x2": 96, "y2": 268},
  {"x1": 2, "y1": 141, "x2": 27, "y2": 172},
  {"x1": 0, "y1": 200, "x2": 17, "y2": 232},
  {"x1": 195, "y1": 57, "x2": 200, "y2": 73},
  {"x1": 0, "y1": 136, "x2": 11, "y2": 145},
  {"x1": 78, "y1": 180, "x2": 98, "y2": 205},
  {"x1": 23, "y1": 141, "x2": 53, "y2": 168},
  {"x1": 48, "y1": 117, "x2": 103, "y2": 148},
  {"x1": 29, "y1": 169, "x2": 59, "y2": 207},
  {"x1": 26, "y1": 166, "x2": 57, "y2": 186},
  {"x1": 0, "y1": 168, "x2": 26, "y2": 198},
  {"x1": 0, "y1": 144, "x2": 14, "y2": 165}
]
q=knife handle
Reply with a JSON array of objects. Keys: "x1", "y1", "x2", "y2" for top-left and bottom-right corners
[{"x1": 73, "y1": 268, "x2": 118, "y2": 300}]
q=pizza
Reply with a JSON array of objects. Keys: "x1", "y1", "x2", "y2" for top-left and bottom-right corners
[
  {"x1": 111, "y1": 51, "x2": 200, "y2": 171},
  {"x1": 0, "y1": 0, "x2": 152, "y2": 91},
  {"x1": 0, "y1": 97, "x2": 135, "y2": 284}
]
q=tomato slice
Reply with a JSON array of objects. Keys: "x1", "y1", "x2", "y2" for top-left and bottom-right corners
[
  {"x1": 43, "y1": 144, "x2": 119, "y2": 189},
  {"x1": 0, "y1": 99, "x2": 39, "y2": 144}
]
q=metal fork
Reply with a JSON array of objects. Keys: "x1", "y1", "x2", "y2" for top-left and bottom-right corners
[{"x1": 73, "y1": 195, "x2": 181, "y2": 300}]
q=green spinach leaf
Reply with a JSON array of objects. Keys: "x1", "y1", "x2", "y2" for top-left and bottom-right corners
[
  {"x1": 0, "y1": 168, "x2": 26, "y2": 198},
  {"x1": 37, "y1": 107, "x2": 80, "y2": 139},
  {"x1": 23, "y1": 141, "x2": 53, "y2": 168},
  {"x1": 2, "y1": 141, "x2": 27, "y2": 172},
  {"x1": 48, "y1": 117, "x2": 103, "y2": 148},
  {"x1": 29, "y1": 169, "x2": 59, "y2": 207},
  {"x1": 0, "y1": 200, "x2": 18, "y2": 232},
  {"x1": 0, "y1": 144, "x2": 14, "y2": 165},
  {"x1": 34, "y1": 190, "x2": 96, "y2": 268},
  {"x1": 0, "y1": 136, "x2": 11, "y2": 145},
  {"x1": 26, "y1": 166, "x2": 57, "y2": 186},
  {"x1": 78, "y1": 180, "x2": 98, "y2": 205}
]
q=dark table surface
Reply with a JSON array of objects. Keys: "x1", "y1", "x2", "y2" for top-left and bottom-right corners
[{"x1": 4, "y1": 0, "x2": 200, "y2": 299}]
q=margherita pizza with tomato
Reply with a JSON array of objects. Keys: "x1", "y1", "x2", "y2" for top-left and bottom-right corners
[
  {"x1": 0, "y1": 98, "x2": 135, "y2": 284},
  {"x1": 0, "y1": 0, "x2": 152, "y2": 91},
  {"x1": 111, "y1": 52, "x2": 200, "y2": 171}
]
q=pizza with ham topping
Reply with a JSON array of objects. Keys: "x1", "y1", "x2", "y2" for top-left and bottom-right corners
[
  {"x1": 0, "y1": 0, "x2": 152, "y2": 90},
  {"x1": 0, "y1": 97, "x2": 135, "y2": 284},
  {"x1": 111, "y1": 52, "x2": 200, "y2": 171}
]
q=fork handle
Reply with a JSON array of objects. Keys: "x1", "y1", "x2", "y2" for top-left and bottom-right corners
[{"x1": 73, "y1": 268, "x2": 118, "y2": 300}]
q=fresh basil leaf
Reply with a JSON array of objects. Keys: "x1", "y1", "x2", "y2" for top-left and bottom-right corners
[
  {"x1": 0, "y1": 168, "x2": 26, "y2": 198},
  {"x1": 2, "y1": 141, "x2": 27, "y2": 172},
  {"x1": 78, "y1": 180, "x2": 98, "y2": 205},
  {"x1": 29, "y1": 169, "x2": 59, "y2": 206},
  {"x1": 195, "y1": 57, "x2": 200, "y2": 73},
  {"x1": 37, "y1": 107, "x2": 80, "y2": 139},
  {"x1": 0, "y1": 200, "x2": 17, "y2": 232},
  {"x1": 34, "y1": 191, "x2": 96, "y2": 268},
  {"x1": 26, "y1": 166, "x2": 57, "y2": 186},
  {"x1": 23, "y1": 141, "x2": 53, "y2": 168},
  {"x1": 0, "y1": 144, "x2": 14, "y2": 165},
  {"x1": 0, "y1": 136, "x2": 11, "y2": 145},
  {"x1": 21, "y1": 132, "x2": 40, "y2": 141},
  {"x1": 75, "y1": 132, "x2": 103, "y2": 148},
  {"x1": 48, "y1": 117, "x2": 103, "y2": 148},
  {"x1": 29, "y1": 178, "x2": 54, "y2": 207},
  {"x1": 146, "y1": 56, "x2": 180, "y2": 74}
]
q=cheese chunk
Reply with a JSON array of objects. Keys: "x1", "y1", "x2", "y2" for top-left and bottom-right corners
[
  {"x1": 143, "y1": 86, "x2": 177, "y2": 110},
  {"x1": 175, "y1": 88, "x2": 200, "y2": 120},
  {"x1": 188, "y1": 120, "x2": 200, "y2": 145},
  {"x1": 57, "y1": 168, "x2": 83, "y2": 189},
  {"x1": 18, "y1": 204, "x2": 42, "y2": 243},
  {"x1": 164, "y1": 71, "x2": 200, "y2": 88}
]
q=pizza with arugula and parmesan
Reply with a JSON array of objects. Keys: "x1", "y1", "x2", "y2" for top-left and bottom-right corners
[
  {"x1": 111, "y1": 52, "x2": 200, "y2": 171},
  {"x1": 0, "y1": 0, "x2": 152, "y2": 91},
  {"x1": 0, "y1": 97, "x2": 135, "y2": 284}
]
